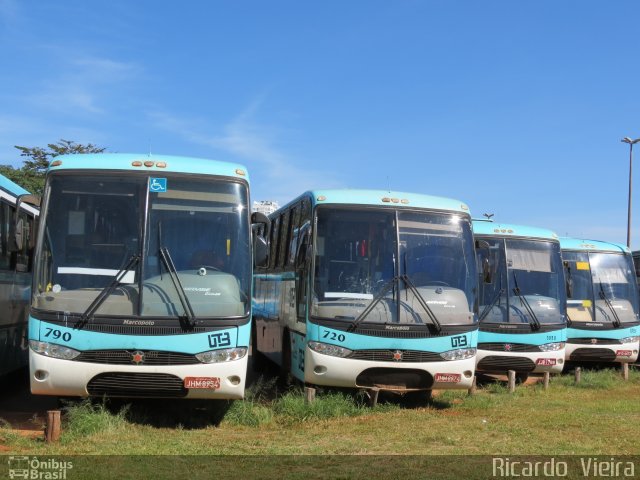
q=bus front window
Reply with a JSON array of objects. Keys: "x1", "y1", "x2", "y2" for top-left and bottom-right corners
[
  {"x1": 311, "y1": 208, "x2": 476, "y2": 326},
  {"x1": 142, "y1": 179, "x2": 251, "y2": 318},
  {"x1": 479, "y1": 239, "x2": 565, "y2": 325},
  {"x1": 590, "y1": 253, "x2": 639, "y2": 324},
  {"x1": 33, "y1": 175, "x2": 144, "y2": 316}
]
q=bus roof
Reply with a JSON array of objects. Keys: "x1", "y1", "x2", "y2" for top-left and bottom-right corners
[
  {"x1": 472, "y1": 220, "x2": 559, "y2": 241},
  {"x1": 47, "y1": 153, "x2": 249, "y2": 181},
  {"x1": 0, "y1": 173, "x2": 30, "y2": 197},
  {"x1": 559, "y1": 237, "x2": 630, "y2": 254},
  {"x1": 277, "y1": 189, "x2": 471, "y2": 214}
]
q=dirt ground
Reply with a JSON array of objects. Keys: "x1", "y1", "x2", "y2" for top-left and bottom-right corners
[{"x1": 0, "y1": 368, "x2": 57, "y2": 435}]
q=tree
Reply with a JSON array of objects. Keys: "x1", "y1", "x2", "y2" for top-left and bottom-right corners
[{"x1": 1, "y1": 139, "x2": 106, "y2": 195}]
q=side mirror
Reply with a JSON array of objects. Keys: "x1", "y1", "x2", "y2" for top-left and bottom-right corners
[
  {"x1": 251, "y1": 212, "x2": 271, "y2": 235},
  {"x1": 253, "y1": 235, "x2": 269, "y2": 268},
  {"x1": 482, "y1": 258, "x2": 492, "y2": 284},
  {"x1": 475, "y1": 239, "x2": 490, "y2": 249},
  {"x1": 251, "y1": 211, "x2": 271, "y2": 268},
  {"x1": 563, "y1": 262, "x2": 573, "y2": 298}
]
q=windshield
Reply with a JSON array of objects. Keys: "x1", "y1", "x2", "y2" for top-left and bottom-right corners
[
  {"x1": 563, "y1": 251, "x2": 639, "y2": 324},
  {"x1": 311, "y1": 207, "x2": 476, "y2": 326},
  {"x1": 33, "y1": 173, "x2": 250, "y2": 319},
  {"x1": 477, "y1": 238, "x2": 565, "y2": 325}
]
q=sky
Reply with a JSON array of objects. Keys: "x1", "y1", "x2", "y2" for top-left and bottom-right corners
[{"x1": 1, "y1": 1, "x2": 639, "y2": 247}]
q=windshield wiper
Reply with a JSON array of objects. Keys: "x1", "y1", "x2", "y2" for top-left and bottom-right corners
[
  {"x1": 597, "y1": 278, "x2": 622, "y2": 328},
  {"x1": 347, "y1": 276, "x2": 398, "y2": 333},
  {"x1": 400, "y1": 274, "x2": 442, "y2": 333},
  {"x1": 159, "y1": 246, "x2": 197, "y2": 329},
  {"x1": 479, "y1": 288, "x2": 505, "y2": 321},
  {"x1": 76, "y1": 254, "x2": 140, "y2": 329},
  {"x1": 511, "y1": 271, "x2": 541, "y2": 331}
]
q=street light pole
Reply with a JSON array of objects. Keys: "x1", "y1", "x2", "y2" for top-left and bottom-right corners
[{"x1": 622, "y1": 137, "x2": 640, "y2": 248}]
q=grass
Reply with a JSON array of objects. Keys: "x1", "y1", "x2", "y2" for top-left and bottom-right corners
[{"x1": 1, "y1": 368, "x2": 639, "y2": 462}]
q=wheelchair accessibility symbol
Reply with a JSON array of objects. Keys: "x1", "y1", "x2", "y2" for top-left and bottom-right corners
[{"x1": 149, "y1": 178, "x2": 167, "y2": 192}]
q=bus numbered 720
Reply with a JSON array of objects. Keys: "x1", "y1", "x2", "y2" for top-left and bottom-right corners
[{"x1": 253, "y1": 189, "x2": 479, "y2": 398}]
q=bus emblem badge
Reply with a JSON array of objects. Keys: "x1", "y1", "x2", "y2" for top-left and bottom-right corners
[
  {"x1": 590, "y1": 339, "x2": 598, "y2": 345},
  {"x1": 504, "y1": 344, "x2": 513, "y2": 352},
  {"x1": 131, "y1": 351, "x2": 145, "y2": 364},
  {"x1": 392, "y1": 351, "x2": 403, "y2": 361}
]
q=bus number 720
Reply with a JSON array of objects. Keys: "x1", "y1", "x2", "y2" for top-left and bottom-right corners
[{"x1": 322, "y1": 331, "x2": 346, "y2": 342}]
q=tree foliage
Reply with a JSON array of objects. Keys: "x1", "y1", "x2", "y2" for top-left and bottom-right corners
[{"x1": 1, "y1": 140, "x2": 106, "y2": 195}]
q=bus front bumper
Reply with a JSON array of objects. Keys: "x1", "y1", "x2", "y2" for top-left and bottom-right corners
[
  {"x1": 304, "y1": 347, "x2": 475, "y2": 391},
  {"x1": 29, "y1": 350, "x2": 248, "y2": 399},
  {"x1": 475, "y1": 348, "x2": 565, "y2": 374},
  {"x1": 565, "y1": 341, "x2": 639, "y2": 364}
]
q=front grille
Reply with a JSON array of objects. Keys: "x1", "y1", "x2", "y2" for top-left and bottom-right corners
[
  {"x1": 568, "y1": 338, "x2": 622, "y2": 345},
  {"x1": 355, "y1": 368, "x2": 433, "y2": 390},
  {"x1": 87, "y1": 372, "x2": 188, "y2": 398},
  {"x1": 348, "y1": 349, "x2": 443, "y2": 362},
  {"x1": 351, "y1": 328, "x2": 438, "y2": 339},
  {"x1": 76, "y1": 350, "x2": 199, "y2": 365},
  {"x1": 72, "y1": 324, "x2": 210, "y2": 335},
  {"x1": 477, "y1": 356, "x2": 535, "y2": 373},
  {"x1": 479, "y1": 343, "x2": 541, "y2": 352},
  {"x1": 569, "y1": 348, "x2": 617, "y2": 362}
]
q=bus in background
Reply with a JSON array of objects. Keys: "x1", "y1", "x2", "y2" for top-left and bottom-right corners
[
  {"x1": 632, "y1": 250, "x2": 640, "y2": 299},
  {"x1": 29, "y1": 154, "x2": 268, "y2": 398},
  {"x1": 253, "y1": 190, "x2": 478, "y2": 397},
  {"x1": 561, "y1": 238, "x2": 639, "y2": 365},
  {"x1": 0, "y1": 174, "x2": 39, "y2": 377},
  {"x1": 473, "y1": 221, "x2": 566, "y2": 381}
]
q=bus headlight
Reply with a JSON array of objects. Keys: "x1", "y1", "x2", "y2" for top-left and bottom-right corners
[
  {"x1": 539, "y1": 342, "x2": 565, "y2": 352},
  {"x1": 440, "y1": 348, "x2": 476, "y2": 361},
  {"x1": 308, "y1": 341, "x2": 352, "y2": 358},
  {"x1": 196, "y1": 347, "x2": 247, "y2": 363},
  {"x1": 29, "y1": 340, "x2": 81, "y2": 360},
  {"x1": 620, "y1": 336, "x2": 640, "y2": 344}
]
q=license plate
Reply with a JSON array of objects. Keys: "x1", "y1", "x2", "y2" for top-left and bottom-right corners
[
  {"x1": 616, "y1": 350, "x2": 633, "y2": 357},
  {"x1": 536, "y1": 358, "x2": 557, "y2": 366},
  {"x1": 434, "y1": 373, "x2": 461, "y2": 383},
  {"x1": 184, "y1": 377, "x2": 221, "y2": 389}
]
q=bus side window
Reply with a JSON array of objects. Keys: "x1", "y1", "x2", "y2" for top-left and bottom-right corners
[
  {"x1": 0, "y1": 202, "x2": 11, "y2": 270},
  {"x1": 287, "y1": 206, "x2": 300, "y2": 269},
  {"x1": 269, "y1": 216, "x2": 280, "y2": 270},
  {"x1": 277, "y1": 212, "x2": 289, "y2": 270},
  {"x1": 296, "y1": 199, "x2": 312, "y2": 321}
]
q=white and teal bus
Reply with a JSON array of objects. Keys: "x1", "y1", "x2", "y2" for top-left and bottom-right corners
[
  {"x1": 0, "y1": 175, "x2": 39, "y2": 377},
  {"x1": 253, "y1": 190, "x2": 478, "y2": 395},
  {"x1": 29, "y1": 154, "x2": 267, "y2": 398},
  {"x1": 561, "y1": 238, "x2": 639, "y2": 364},
  {"x1": 473, "y1": 221, "x2": 567, "y2": 380}
]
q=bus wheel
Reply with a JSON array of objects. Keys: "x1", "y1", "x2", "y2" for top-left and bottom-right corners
[{"x1": 515, "y1": 373, "x2": 529, "y2": 384}]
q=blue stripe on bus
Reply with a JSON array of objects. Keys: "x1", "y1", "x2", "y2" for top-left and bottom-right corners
[
  {"x1": 478, "y1": 329, "x2": 567, "y2": 345},
  {"x1": 307, "y1": 323, "x2": 478, "y2": 352},
  {"x1": 559, "y1": 237, "x2": 629, "y2": 254},
  {"x1": 472, "y1": 220, "x2": 559, "y2": 240},
  {"x1": 566, "y1": 325, "x2": 638, "y2": 340},
  {"x1": 48, "y1": 153, "x2": 250, "y2": 181},
  {"x1": 29, "y1": 317, "x2": 251, "y2": 353},
  {"x1": 274, "y1": 189, "x2": 470, "y2": 214}
]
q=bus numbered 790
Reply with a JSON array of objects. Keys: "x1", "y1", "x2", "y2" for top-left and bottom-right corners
[{"x1": 29, "y1": 153, "x2": 268, "y2": 399}]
